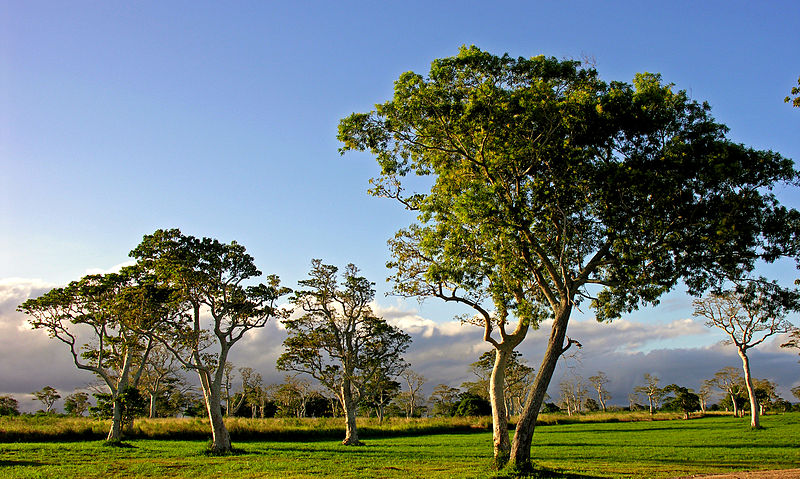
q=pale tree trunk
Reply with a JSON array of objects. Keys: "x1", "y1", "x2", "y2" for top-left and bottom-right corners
[
  {"x1": 149, "y1": 393, "x2": 157, "y2": 419},
  {"x1": 107, "y1": 353, "x2": 132, "y2": 442},
  {"x1": 509, "y1": 304, "x2": 571, "y2": 472},
  {"x1": 340, "y1": 382, "x2": 362, "y2": 445},
  {"x1": 200, "y1": 369, "x2": 232, "y2": 453},
  {"x1": 489, "y1": 347, "x2": 511, "y2": 466},
  {"x1": 730, "y1": 392, "x2": 740, "y2": 418},
  {"x1": 739, "y1": 349, "x2": 760, "y2": 428}
]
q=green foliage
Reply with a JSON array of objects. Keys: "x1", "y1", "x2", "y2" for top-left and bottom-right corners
[
  {"x1": 64, "y1": 392, "x2": 90, "y2": 416},
  {"x1": 455, "y1": 392, "x2": 492, "y2": 417},
  {"x1": 0, "y1": 395, "x2": 20, "y2": 416},
  {"x1": 785, "y1": 76, "x2": 800, "y2": 107},
  {"x1": 31, "y1": 386, "x2": 60, "y2": 413}
]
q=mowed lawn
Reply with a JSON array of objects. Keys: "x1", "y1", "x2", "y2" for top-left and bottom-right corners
[{"x1": 1, "y1": 413, "x2": 799, "y2": 478}]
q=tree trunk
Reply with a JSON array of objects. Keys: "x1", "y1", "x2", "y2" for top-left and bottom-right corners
[
  {"x1": 149, "y1": 392, "x2": 157, "y2": 419},
  {"x1": 341, "y1": 383, "x2": 362, "y2": 445},
  {"x1": 489, "y1": 347, "x2": 511, "y2": 466},
  {"x1": 107, "y1": 394, "x2": 124, "y2": 442},
  {"x1": 509, "y1": 304, "x2": 571, "y2": 472},
  {"x1": 730, "y1": 392, "x2": 740, "y2": 418},
  {"x1": 200, "y1": 370, "x2": 232, "y2": 453},
  {"x1": 739, "y1": 349, "x2": 760, "y2": 428}
]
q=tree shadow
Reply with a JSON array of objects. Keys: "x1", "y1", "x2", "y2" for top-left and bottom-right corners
[{"x1": 0, "y1": 459, "x2": 44, "y2": 467}]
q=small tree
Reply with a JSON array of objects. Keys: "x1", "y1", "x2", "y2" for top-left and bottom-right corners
[
  {"x1": 362, "y1": 370, "x2": 402, "y2": 423},
  {"x1": 694, "y1": 281, "x2": 797, "y2": 428},
  {"x1": 429, "y1": 384, "x2": 461, "y2": 417},
  {"x1": 588, "y1": 372, "x2": 611, "y2": 412},
  {"x1": 0, "y1": 395, "x2": 20, "y2": 416},
  {"x1": 712, "y1": 367, "x2": 746, "y2": 417},
  {"x1": 277, "y1": 261, "x2": 411, "y2": 445},
  {"x1": 64, "y1": 392, "x2": 90, "y2": 416},
  {"x1": 32, "y1": 386, "x2": 61, "y2": 413},
  {"x1": 634, "y1": 374, "x2": 665, "y2": 415},
  {"x1": 663, "y1": 384, "x2": 700, "y2": 419},
  {"x1": 697, "y1": 379, "x2": 715, "y2": 413},
  {"x1": 398, "y1": 369, "x2": 426, "y2": 419}
]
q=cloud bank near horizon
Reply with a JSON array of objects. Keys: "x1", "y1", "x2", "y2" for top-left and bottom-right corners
[{"x1": 2, "y1": 278, "x2": 798, "y2": 413}]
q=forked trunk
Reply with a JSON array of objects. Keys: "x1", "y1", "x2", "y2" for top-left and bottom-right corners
[
  {"x1": 739, "y1": 349, "x2": 760, "y2": 428},
  {"x1": 489, "y1": 347, "x2": 511, "y2": 466},
  {"x1": 509, "y1": 305, "x2": 571, "y2": 472}
]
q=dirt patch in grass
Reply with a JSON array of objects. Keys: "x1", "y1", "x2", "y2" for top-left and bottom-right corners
[{"x1": 677, "y1": 469, "x2": 800, "y2": 478}]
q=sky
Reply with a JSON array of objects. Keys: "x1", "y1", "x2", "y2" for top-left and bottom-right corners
[{"x1": 1, "y1": 1, "x2": 799, "y2": 412}]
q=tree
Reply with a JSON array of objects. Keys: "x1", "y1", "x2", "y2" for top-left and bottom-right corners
[
  {"x1": 712, "y1": 367, "x2": 746, "y2": 417},
  {"x1": 698, "y1": 379, "x2": 715, "y2": 413},
  {"x1": 693, "y1": 282, "x2": 797, "y2": 428},
  {"x1": 662, "y1": 384, "x2": 700, "y2": 419},
  {"x1": 634, "y1": 374, "x2": 666, "y2": 415},
  {"x1": 429, "y1": 384, "x2": 461, "y2": 417},
  {"x1": 469, "y1": 350, "x2": 535, "y2": 418},
  {"x1": 362, "y1": 370, "x2": 402, "y2": 422},
  {"x1": 19, "y1": 268, "x2": 161, "y2": 441},
  {"x1": 277, "y1": 261, "x2": 411, "y2": 445},
  {"x1": 32, "y1": 386, "x2": 61, "y2": 413},
  {"x1": 64, "y1": 392, "x2": 90, "y2": 416},
  {"x1": 0, "y1": 395, "x2": 20, "y2": 416},
  {"x1": 398, "y1": 369, "x2": 427, "y2": 419},
  {"x1": 786, "y1": 76, "x2": 800, "y2": 108},
  {"x1": 139, "y1": 343, "x2": 183, "y2": 418},
  {"x1": 558, "y1": 375, "x2": 588, "y2": 416},
  {"x1": 782, "y1": 329, "x2": 800, "y2": 360},
  {"x1": 273, "y1": 375, "x2": 312, "y2": 418},
  {"x1": 130, "y1": 228, "x2": 291, "y2": 453},
  {"x1": 588, "y1": 372, "x2": 611, "y2": 412},
  {"x1": 338, "y1": 46, "x2": 800, "y2": 469},
  {"x1": 791, "y1": 386, "x2": 800, "y2": 402}
]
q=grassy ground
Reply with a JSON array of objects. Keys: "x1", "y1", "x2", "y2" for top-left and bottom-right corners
[{"x1": 1, "y1": 413, "x2": 798, "y2": 478}]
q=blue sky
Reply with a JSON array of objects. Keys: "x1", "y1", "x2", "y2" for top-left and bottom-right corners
[{"x1": 2, "y1": 1, "x2": 799, "y2": 409}]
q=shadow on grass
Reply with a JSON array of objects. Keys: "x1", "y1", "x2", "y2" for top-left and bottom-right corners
[
  {"x1": 0, "y1": 459, "x2": 44, "y2": 467},
  {"x1": 492, "y1": 464, "x2": 606, "y2": 479}
]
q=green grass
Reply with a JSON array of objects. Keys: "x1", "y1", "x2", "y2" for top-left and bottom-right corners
[{"x1": 1, "y1": 413, "x2": 798, "y2": 478}]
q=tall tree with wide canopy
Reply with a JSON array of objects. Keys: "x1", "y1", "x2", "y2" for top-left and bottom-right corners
[
  {"x1": 693, "y1": 281, "x2": 797, "y2": 428},
  {"x1": 277, "y1": 260, "x2": 411, "y2": 445},
  {"x1": 130, "y1": 229, "x2": 290, "y2": 453},
  {"x1": 338, "y1": 46, "x2": 800, "y2": 469},
  {"x1": 19, "y1": 267, "x2": 161, "y2": 441}
]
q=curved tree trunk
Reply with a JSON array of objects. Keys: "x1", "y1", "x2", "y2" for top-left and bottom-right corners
[
  {"x1": 739, "y1": 349, "x2": 760, "y2": 428},
  {"x1": 508, "y1": 305, "x2": 571, "y2": 472},
  {"x1": 489, "y1": 347, "x2": 511, "y2": 466}
]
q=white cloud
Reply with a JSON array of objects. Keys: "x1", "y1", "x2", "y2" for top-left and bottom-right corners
[{"x1": 84, "y1": 260, "x2": 136, "y2": 275}]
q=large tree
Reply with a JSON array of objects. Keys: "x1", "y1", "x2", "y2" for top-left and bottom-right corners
[
  {"x1": 693, "y1": 281, "x2": 797, "y2": 428},
  {"x1": 130, "y1": 228, "x2": 290, "y2": 453},
  {"x1": 338, "y1": 46, "x2": 800, "y2": 469},
  {"x1": 19, "y1": 268, "x2": 161, "y2": 441},
  {"x1": 277, "y1": 260, "x2": 411, "y2": 445}
]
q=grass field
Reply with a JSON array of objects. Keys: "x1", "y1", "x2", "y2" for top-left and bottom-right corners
[{"x1": 1, "y1": 413, "x2": 799, "y2": 478}]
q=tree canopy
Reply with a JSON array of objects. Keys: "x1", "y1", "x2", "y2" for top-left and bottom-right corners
[{"x1": 338, "y1": 45, "x2": 800, "y2": 469}]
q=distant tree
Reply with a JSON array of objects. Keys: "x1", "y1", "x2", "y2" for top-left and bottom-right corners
[
  {"x1": 558, "y1": 376, "x2": 588, "y2": 415},
  {"x1": 139, "y1": 343, "x2": 183, "y2": 418},
  {"x1": 588, "y1": 372, "x2": 611, "y2": 412},
  {"x1": 786, "y1": 76, "x2": 800, "y2": 107},
  {"x1": 19, "y1": 267, "x2": 162, "y2": 441},
  {"x1": 64, "y1": 392, "x2": 90, "y2": 416},
  {"x1": 698, "y1": 379, "x2": 715, "y2": 413},
  {"x1": 662, "y1": 384, "x2": 700, "y2": 419},
  {"x1": 273, "y1": 375, "x2": 312, "y2": 418},
  {"x1": 712, "y1": 367, "x2": 746, "y2": 417},
  {"x1": 277, "y1": 260, "x2": 411, "y2": 445},
  {"x1": 455, "y1": 392, "x2": 492, "y2": 417},
  {"x1": 693, "y1": 281, "x2": 797, "y2": 428},
  {"x1": 782, "y1": 330, "x2": 800, "y2": 360},
  {"x1": 131, "y1": 228, "x2": 291, "y2": 454},
  {"x1": 634, "y1": 374, "x2": 666, "y2": 415},
  {"x1": 32, "y1": 386, "x2": 61, "y2": 413},
  {"x1": 0, "y1": 395, "x2": 20, "y2": 416},
  {"x1": 429, "y1": 384, "x2": 462, "y2": 417},
  {"x1": 398, "y1": 369, "x2": 427, "y2": 419},
  {"x1": 584, "y1": 398, "x2": 600, "y2": 412},
  {"x1": 469, "y1": 350, "x2": 535, "y2": 418},
  {"x1": 362, "y1": 370, "x2": 402, "y2": 423},
  {"x1": 752, "y1": 378, "x2": 781, "y2": 415},
  {"x1": 791, "y1": 386, "x2": 800, "y2": 402}
]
